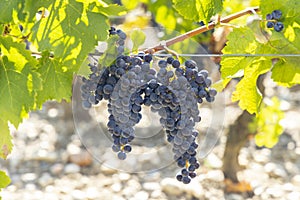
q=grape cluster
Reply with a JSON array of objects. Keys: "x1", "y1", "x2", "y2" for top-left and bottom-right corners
[
  {"x1": 266, "y1": 10, "x2": 284, "y2": 32},
  {"x1": 80, "y1": 27, "x2": 217, "y2": 184}
]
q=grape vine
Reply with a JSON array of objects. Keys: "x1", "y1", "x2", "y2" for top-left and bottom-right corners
[
  {"x1": 0, "y1": 0, "x2": 299, "y2": 194},
  {"x1": 80, "y1": 27, "x2": 217, "y2": 183}
]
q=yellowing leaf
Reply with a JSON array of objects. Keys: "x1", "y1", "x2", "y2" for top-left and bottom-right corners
[
  {"x1": 231, "y1": 59, "x2": 271, "y2": 114},
  {"x1": 172, "y1": 0, "x2": 223, "y2": 24},
  {"x1": 253, "y1": 97, "x2": 285, "y2": 148},
  {"x1": 0, "y1": 170, "x2": 11, "y2": 188}
]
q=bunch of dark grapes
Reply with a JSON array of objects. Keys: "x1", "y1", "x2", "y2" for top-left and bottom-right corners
[
  {"x1": 80, "y1": 27, "x2": 217, "y2": 184},
  {"x1": 266, "y1": 10, "x2": 284, "y2": 32}
]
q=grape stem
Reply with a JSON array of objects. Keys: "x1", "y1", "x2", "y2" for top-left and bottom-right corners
[{"x1": 142, "y1": 6, "x2": 260, "y2": 54}]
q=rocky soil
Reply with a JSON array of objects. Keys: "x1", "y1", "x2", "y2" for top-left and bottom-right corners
[{"x1": 1, "y1": 85, "x2": 300, "y2": 200}]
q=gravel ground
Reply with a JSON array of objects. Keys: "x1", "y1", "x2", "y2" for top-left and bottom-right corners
[{"x1": 1, "y1": 86, "x2": 300, "y2": 200}]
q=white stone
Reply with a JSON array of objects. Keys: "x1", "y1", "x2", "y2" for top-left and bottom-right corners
[
  {"x1": 143, "y1": 182, "x2": 161, "y2": 191},
  {"x1": 38, "y1": 173, "x2": 54, "y2": 187},
  {"x1": 266, "y1": 187, "x2": 284, "y2": 198},
  {"x1": 86, "y1": 187, "x2": 101, "y2": 199},
  {"x1": 225, "y1": 194, "x2": 244, "y2": 200},
  {"x1": 64, "y1": 163, "x2": 81, "y2": 174},
  {"x1": 292, "y1": 175, "x2": 300, "y2": 186},
  {"x1": 50, "y1": 163, "x2": 64, "y2": 175},
  {"x1": 206, "y1": 153, "x2": 222, "y2": 168},
  {"x1": 21, "y1": 173, "x2": 37, "y2": 182},
  {"x1": 160, "y1": 178, "x2": 182, "y2": 196},
  {"x1": 151, "y1": 190, "x2": 163, "y2": 198},
  {"x1": 264, "y1": 162, "x2": 287, "y2": 178},
  {"x1": 206, "y1": 170, "x2": 224, "y2": 182},
  {"x1": 118, "y1": 173, "x2": 131, "y2": 181},
  {"x1": 133, "y1": 191, "x2": 149, "y2": 200},
  {"x1": 71, "y1": 189, "x2": 86, "y2": 200},
  {"x1": 100, "y1": 165, "x2": 118, "y2": 175},
  {"x1": 287, "y1": 192, "x2": 300, "y2": 200},
  {"x1": 111, "y1": 182, "x2": 122, "y2": 193},
  {"x1": 182, "y1": 179, "x2": 204, "y2": 199}
]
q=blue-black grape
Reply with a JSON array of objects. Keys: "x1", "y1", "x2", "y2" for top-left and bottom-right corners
[
  {"x1": 266, "y1": 10, "x2": 284, "y2": 32},
  {"x1": 267, "y1": 21, "x2": 274, "y2": 28},
  {"x1": 79, "y1": 27, "x2": 218, "y2": 184},
  {"x1": 272, "y1": 10, "x2": 282, "y2": 20},
  {"x1": 274, "y1": 22, "x2": 284, "y2": 32}
]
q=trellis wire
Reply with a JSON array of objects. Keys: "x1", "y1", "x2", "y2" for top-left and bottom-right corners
[{"x1": 89, "y1": 52, "x2": 300, "y2": 58}]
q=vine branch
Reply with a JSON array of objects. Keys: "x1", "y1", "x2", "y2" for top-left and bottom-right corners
[{"x1": 143, "y1": 6, "x2": 260, "y2": 54}]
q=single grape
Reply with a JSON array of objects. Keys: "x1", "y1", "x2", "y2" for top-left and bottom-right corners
[
  {"x1": 272, "y1": 10, "x2": 282, "y2": 20},
  {"x1": 82, "y1": 100, "x2": 91, "y2": 109},
  {"x1": 171, "y1": 60, "x2": 180, "y2": 68},
  {"x1": 112, "y1": 145, "x2": 120, "y2": 152},
  {"x1": 185, "y1": 60, "x2": 197, "y2": 69},
  {"x1": 117, "y1": 151, "x2": 127, "y2": 160},
  {"x1": 176, "y1": 174, "x2": 183, "y2": 181},
  {"x1": 182, "y1": 176, "x2": 191, "y2": 184},
  {"x1": 117, "y1": 30, "x2": 127, "y2": 40},
  {"x1": 167, "y1": 56, "x2": 174, "y2": 64},
  {"x1": 181, "y1": 168, "x2": 189, "y2": 176},
  {"x1": 267, "y1": 21, "x2": 274, "y2": 28},
  {"x1": 123, "y1": 145, "x2": 132, "y2": 153},
  {"x1": 274, "y1": 22, "x2": 284, "y2": 32},
  {"x1": 266, "y1": 13, "x2": 273, "y2": 20},
  {"x1": 189, "y1": 172, "x2": 197, "y2": 178}
]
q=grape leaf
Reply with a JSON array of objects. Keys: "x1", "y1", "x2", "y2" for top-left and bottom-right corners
[
  {"x1": 0, "y1": 0, "x2": 22, "y2": 23},
  {"x1": 0, "y1": 119, "x2": 12, "y2": 159},
  {"x1": 260, "y1": 0, "x2": 300, "y2": 25},
  {"x1": 121, "y1": 0, "x2": 140, "y2": 10},
  {"x1": 35, "y1": 52, "x2": 74, "y2": 106},
  {"x1": 232, "y1": 59, "x2": 271, "y2": 114},
  {"x1": 251, "y1": 97, "x2": 284, "y2": 148},
  {"x1": 0, "y1": 170, "x2": 11, "y2": 189},
  {"x1": 155, "y1": 4, "x2": 177, "y2": 30},
  {"x1": 271, "y1": 57, "x2": 300, "y2": 87},
  {"x1": 172, "y1": 0, "x2": 223, "y2": 24},
  {"x1": 0, "y1": 37, "x2": 39, "y2": 126},
  {"x1": 259, "y1": 0, "x2": 300, "y2": 87},
  {"x1": 30, "y1": 0, "x2": 110, "y2": 69},
  {"x1": 221, "y1": 18, "x2": 300, "y2": 114},
  {"x1": 130, "y1": 29, "x2": 146, "y2": 52},
  {"x1": 98, "y1": 35, "x2": 119, "y2": 67},
  {"x1": 221, "y1": 27, "x2": 274, "y2": 114},
  {"x1": 28, "y1": 0, "x2": 114, "y2": 104}
]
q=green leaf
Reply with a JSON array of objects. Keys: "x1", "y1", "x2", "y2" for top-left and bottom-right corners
[
  {"x1": 35, "y1": 52, "x2": 74, "y2": 106},
  {"x1": 0, "y1": 36, "x2": 39, "y2": 126},
  {"x1": 98, "y1": 35, "x2": 119, "y2": 67},
  {"x1": 30, "y1": 0, "x2": 110, "y2": 71},
  {"x1": 0, "y1": 170, "x2": 11, "y2": 188},
  {"x1": 121, "y1": 0, "x2": 140, "y2": 10},
  {"x1": 252, "y1": 97, "x2": 285, "y2": 148},
  {"x1": 95, "y1": 4, "x2": 127, "y2": 16},
  {"x1": 260, "y1": 0, "x2": 300, "y2": 25},
  {"x1": 130, "y1": 29, "x2": 146, "y2": 52},
  {"x1": 172, "y1": 0, "x2": 223, "y2": 24},
  {"x1": 0, "y1": 119, "x2": 12, "y2": 159},
  {"x1": 154, "y1": 4, "x2": 177, "y2": 30},
  {"x1": 0, "y1": 0, "x2": 22, "y2": 23},
  {"x1": 271, "y1": 57, "x2": 300, "y2": 87},
  {"x1": 221, "y1": 21, "x2": 300, "y2": 114}
]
